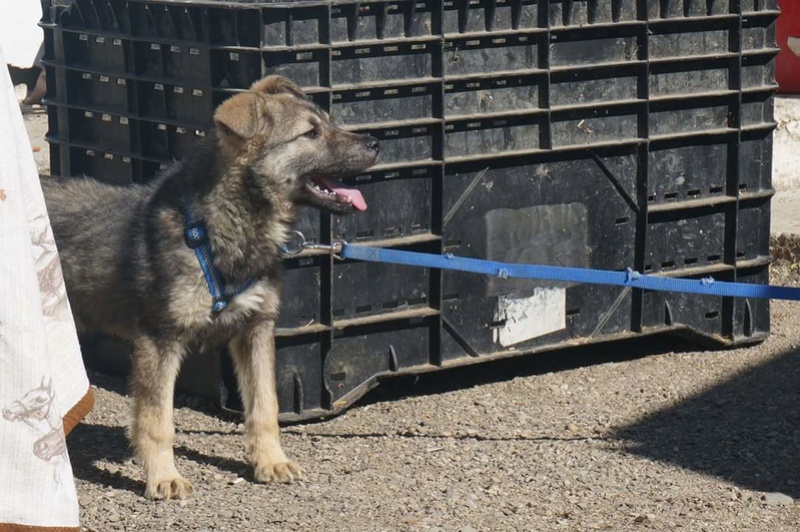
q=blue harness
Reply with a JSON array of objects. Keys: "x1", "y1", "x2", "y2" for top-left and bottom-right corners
[{"x1": 181, "y1": 202, "x2": 253, "y2": 314}]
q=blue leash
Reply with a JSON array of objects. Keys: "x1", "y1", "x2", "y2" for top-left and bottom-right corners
[
  {"x1": 181, "y1": 203, "x2": 253, "y2": 313},
  {"x1": 338, "y1": 244, "x2": 800, "y2": 301}
]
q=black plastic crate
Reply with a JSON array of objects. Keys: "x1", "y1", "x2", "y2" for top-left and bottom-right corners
[{"x1": 42, "y1": 0, "x2": 780, "y2": 421}]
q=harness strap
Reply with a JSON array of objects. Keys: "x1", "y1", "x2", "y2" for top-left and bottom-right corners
[{"x1": 181, "y1": 202, "x2": 253, "y2": 313}]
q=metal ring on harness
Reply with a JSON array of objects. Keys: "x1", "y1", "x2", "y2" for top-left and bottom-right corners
[
  {"x1": 280, "y1": 230, "x2": 307, "y2": 256},
  {"x1": 281, "y1": 230, "x2": 345, "y2": 258}
]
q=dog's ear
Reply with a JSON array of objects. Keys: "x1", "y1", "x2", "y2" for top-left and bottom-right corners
[
  {"x1": 213, "y1": 92, "x2": 265, "y2": 143},
  {"x1": 250, "y1": 75, "x2": 308, "y2": 101}
]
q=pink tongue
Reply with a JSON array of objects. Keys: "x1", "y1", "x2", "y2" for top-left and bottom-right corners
[{"x1": 318, "y1": 176, "x2": 367, "y2": 211}]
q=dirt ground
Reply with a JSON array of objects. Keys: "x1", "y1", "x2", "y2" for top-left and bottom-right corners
[
  {"x1": 68, "y1": 279, "x2": 800, "y2": 532},
  {"x1": 20, "y1": 111, "x2": 800, "y2": 531}
]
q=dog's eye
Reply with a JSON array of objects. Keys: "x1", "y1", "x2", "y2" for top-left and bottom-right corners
[{"x1": 302, "y1": 128, "x2": 319, "y2": 140}]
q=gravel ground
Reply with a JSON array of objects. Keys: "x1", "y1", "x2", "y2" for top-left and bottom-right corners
[
  {"x1": 63, "y1": 265, "x2": 800, "y2": 532},
  {"x1": 19, "y1": 104, "x2": 800, "y2": 531}
]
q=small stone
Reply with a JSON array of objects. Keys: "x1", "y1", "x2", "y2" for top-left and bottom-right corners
[
  {"x1": 78, "y1": 496, "x2": 90, "y2": 508},
  {"x1": 763, "y1": 492, "x2": 794, "y2": 506},
  {"x1": 566, "y1": 423, "x2": 579, "y2": 433},
  {"x1": 107, "y1": 513, "x2": 121, "y2": 523},
  {"x1": 229, "y1": 477, "x2": 245, "y2": 485},
  {"x1": 213, "y1": 473, "x2": 223, "y2": 481},
  {"x1": 474, "y1": 395, "x2": 495, "y2": 407},
  {"x1": 220, "y1": 509, "x2": 234, "y2": 519}
]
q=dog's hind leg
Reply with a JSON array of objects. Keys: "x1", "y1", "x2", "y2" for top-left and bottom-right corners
[
  {"x1": 229, "y1": 320, "x2": 303, "y2": 483},
  {"x1": 129, "y1": 336, "x2": 193, "y2": 500}
]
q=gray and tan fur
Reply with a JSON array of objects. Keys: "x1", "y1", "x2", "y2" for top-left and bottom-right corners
[{"x1": 43, "y1": 76, "x2": 379, "y2": 500}]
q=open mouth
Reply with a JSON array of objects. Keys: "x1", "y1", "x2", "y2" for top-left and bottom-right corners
[{"x1": 306, "y1": 176, "x2": 367, "y2": 213}]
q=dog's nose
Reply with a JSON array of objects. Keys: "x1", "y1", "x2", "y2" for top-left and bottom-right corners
[{"x1": 364, "y1": 136, "x2": 380, "y2": 153}]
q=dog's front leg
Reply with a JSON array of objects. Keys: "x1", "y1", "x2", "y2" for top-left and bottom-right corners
[
  {"x1": 130, "y1": 336, "x2": 192, "y2": 500},
  {"x1": 230, "y1": 320, "x2": 302, "y2": 483}
]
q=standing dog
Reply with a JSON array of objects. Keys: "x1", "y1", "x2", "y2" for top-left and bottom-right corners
[{"x1": 43, "y1": 76, "x2": 379, "y2": 499}]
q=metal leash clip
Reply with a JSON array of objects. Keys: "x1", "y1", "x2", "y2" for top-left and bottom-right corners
[{"x1": 280, "y1": 230, "x2": 344, "y2": 258}]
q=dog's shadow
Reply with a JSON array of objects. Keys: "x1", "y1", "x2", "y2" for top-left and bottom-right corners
[
  {"x1": 67, "y1": 423, "x2": 143, "y2": 494},
  {"x1": 68, "y1": 423, "x2": 251, "y2": 495}
]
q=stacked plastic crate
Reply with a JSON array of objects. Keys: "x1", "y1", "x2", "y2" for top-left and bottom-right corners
[{"x1": 41, "y1": 0, "x2": 779, "y2": 420}]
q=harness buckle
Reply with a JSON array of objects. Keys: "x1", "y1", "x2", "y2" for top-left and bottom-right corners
[
  {"x1": 185, "y1": 222, "x2": 209, "y2": 250},
  {"x1": 212, "y1": 297, "x2": 228, "y2": 314}
]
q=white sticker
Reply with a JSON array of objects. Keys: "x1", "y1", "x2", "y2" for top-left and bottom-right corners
[
  {"x1": 789, "y1": 36, "x2": 800, "y2": 57},
  {"x1": 493, "y1": 288, "x2": 566, "y2": 347}
]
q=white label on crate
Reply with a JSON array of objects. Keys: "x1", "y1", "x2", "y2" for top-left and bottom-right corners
[
  {"x1": 493, "y1": 289, "x2": 566, "y2": 347},
  {"x1": 170, "y1": 45, "x2": 181, "y2": 53},
  {"x1": 117, "y1": 78, "x2": 126, "y2": 85},
  {"x1": 158, "y1": 123, "x2": 167, "y2": 130},
  {"x1": 190, "y1": 47, "x2": 200, "y2": 55},
  {"x1": 102, "y1": 114, "x2": 111, "y2": 122},
  {"x1": 82, "y1": 73, "x2": 92, "y2": 79},
  {"x1": 100, "y1": 75, "x2": 109, "y2": 82},
  {"x1": 104, "y1": 153, "x2": 114, "y2": 160},
  {"x1": 192, "y1": 89, "x2": 203, "y2": 96},
  {"x1": 177, "y1": 127, "x2": 186, "y2": 134},
  {"x1": 120, "y1": 117, "x2": 128, "y2": 125},
  {"x1": 230, "y1": 52, "x2": 240, "y2": 61},
  {"x1": 174, "y1": 86, "x2": 184, "y2": 94},
  {"x1": 84, "y1": 111, "x2": 93, "y2": 118},
  {"x1": 151, "y1": 43, "x2": 161, "y2": 50},
  {"x1": 122, "y1": 156, "x2": 131, "y2": 163},
  {"x1": 155, "y1": 83, "x2": 164, "y2": 91},
  {"x1": 113, "y1": 39, "x2": 122, "y2": 46},
  {"x1": 79, "y1": 34, "x2": 88, "y2": 41},
  {"x1": 96, "y1": 36, "x2": 105, "y2": 44}
]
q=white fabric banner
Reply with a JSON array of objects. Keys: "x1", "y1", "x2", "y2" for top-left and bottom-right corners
[{"x1": 0, "y1": 43, "x2": 89, "y2": 529}]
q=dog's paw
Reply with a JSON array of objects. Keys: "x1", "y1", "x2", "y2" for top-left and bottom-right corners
[
  {"x1": 254, "y1": 460, "x2": 304, "y2": 484},
  {"x1": 145, "y1": 476, "x2": 194, "y2": 500}
]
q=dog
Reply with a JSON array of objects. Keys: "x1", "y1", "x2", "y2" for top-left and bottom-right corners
[{"x1": 42, "y1": 75, "x2": 379, "y2": 500}]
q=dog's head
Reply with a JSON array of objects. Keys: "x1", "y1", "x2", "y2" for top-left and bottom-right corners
[{"x1": 213, "y1": 76, "x2": 379, "y2": 214}]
